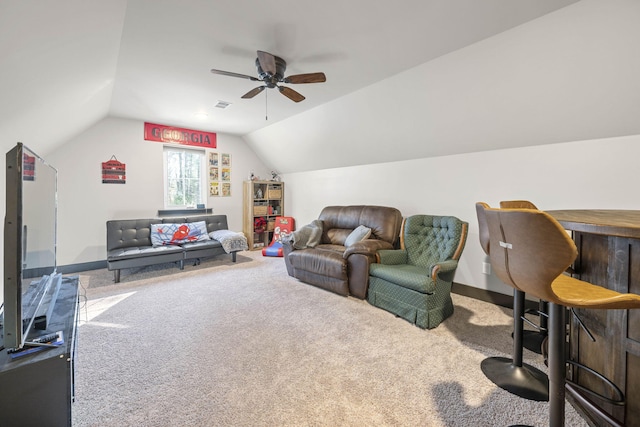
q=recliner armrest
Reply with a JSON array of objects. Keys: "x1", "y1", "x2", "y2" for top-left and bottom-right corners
[
  {"x1": 374, "y1": 248, "x2": 408, "y2": 265},
  {"x1": 282, "y1": 238, "x2": 296, "y2": 258},
  {"x1": 430, "y1": 259, "x2": 459, "y2": 281},
  {"x1": 344, "y1": 239, "x2": 394, "y2": 259}
]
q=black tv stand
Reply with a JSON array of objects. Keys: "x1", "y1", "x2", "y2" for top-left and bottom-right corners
[{"x1": 0, "y1": 275, "x2": 79, "y2": 426}]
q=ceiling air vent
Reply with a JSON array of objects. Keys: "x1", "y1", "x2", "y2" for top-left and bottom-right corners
[{"x1": 215, "y1": 100, "x2": 231, "y2": 109}]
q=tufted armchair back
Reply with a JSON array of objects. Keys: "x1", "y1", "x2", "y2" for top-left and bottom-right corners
[{"x1": 402, "y1": 215, "x2": 467, "y2": 268}]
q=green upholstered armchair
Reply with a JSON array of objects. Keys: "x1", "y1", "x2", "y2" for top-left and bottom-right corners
[{"x1": 368, "y1": 214, "x2": 468, "y2": 329}]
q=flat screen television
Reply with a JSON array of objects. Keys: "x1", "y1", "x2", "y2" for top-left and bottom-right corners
[{"x1": 1, "y1": 142, "x2": 60, "y2": 350}]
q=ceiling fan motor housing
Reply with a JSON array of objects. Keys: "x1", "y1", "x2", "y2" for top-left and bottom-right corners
[{"x1": 255, "y1": 56, "x2": 286, "y2": 88}]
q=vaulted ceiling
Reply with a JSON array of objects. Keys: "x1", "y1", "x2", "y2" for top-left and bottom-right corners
[{"x1": 6, "y1": 0, "x2": 640, "y2": 175}]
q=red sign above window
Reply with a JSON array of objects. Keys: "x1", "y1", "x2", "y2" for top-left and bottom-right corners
[{"x1": 144, "y1": 122, "x2": 217, "y2": 148}]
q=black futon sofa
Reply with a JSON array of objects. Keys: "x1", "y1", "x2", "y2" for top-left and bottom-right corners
[{"x1": 106, "y1": 214, "x2": 244, "y2": 282}]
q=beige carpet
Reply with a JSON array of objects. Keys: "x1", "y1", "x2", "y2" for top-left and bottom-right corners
[{"x1": 71, "y1": 251, "x2": 588, "y2": 427}]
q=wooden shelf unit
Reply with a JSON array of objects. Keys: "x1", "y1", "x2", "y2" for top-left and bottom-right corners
[{"x1": 243, "y1": 180, "x2": 284, "y2": 250}]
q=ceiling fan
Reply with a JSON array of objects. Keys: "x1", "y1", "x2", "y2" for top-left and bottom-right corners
[{"x1": 210, "y1": 50, "x2": 326, "y2": 103}]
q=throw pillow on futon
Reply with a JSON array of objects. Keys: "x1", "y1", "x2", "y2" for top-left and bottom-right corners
[{"x1": 150, "y1": 221, "x2": 210, "y2": 246}]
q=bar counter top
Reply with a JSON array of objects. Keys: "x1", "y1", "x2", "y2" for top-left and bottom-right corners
[{"x1": 547, "y1": 209, "x2": 640, "y2": 239}]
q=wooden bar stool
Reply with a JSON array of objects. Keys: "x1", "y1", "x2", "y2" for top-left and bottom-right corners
[
  {"x1": 483, "y1": 207, "x2": 640, "y2": 427},
  {"x1": 476, "y1": 202, "x2": 548, "y2": 402}
]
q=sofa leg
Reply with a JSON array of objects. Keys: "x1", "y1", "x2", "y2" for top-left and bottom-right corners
[
  {"x1": 179, "y1": 260, "x2": 184, "y2": 270},
  {"x1": 114, "y1": 269, "x2": 120, "y2": 283},
  {"x1": 192, "y1": 258, "x2": 201, "y2": 266},
  {"x1": 232, "y1": 252, "x2": 237, "y2": 262}
]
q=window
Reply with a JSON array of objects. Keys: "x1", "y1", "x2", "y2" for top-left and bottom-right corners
[{"x1": 163, "y1": 146, "x2": 205, "y2": 208}]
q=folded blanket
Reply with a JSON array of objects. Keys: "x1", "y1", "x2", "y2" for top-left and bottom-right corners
[
  {"x1": 209, "y1": 230, "x2": 249, "y2": 253},
  {"x1": 287, "y1": 219, "x2": 323, "y2": 249}
]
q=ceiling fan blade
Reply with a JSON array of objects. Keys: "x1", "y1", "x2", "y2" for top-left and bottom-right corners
[
  {"x1": 282, "y1": 72, "x2": 326, "y2": 84},
  {"x1": 257, "y1": 50, "x2": 277, "y2": 76},
  {"x1": 278, "y1": 86, "x2": 305, "y2": 102},
  {"x1": 210, "y1": 69, "x2": 259, "y2": 81},
  {"x1": 241, "y1": 86, "x2": 266, "y2": 99}
]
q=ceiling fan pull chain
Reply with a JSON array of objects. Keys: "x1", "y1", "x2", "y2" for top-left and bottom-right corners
[{"x1": 265, "y1": 89, "x2": 268, "y2": 121}]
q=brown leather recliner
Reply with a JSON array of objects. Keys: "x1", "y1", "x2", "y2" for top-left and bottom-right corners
[{"x1": 283, "y1": 205, "x2": 403, "y2": 299}]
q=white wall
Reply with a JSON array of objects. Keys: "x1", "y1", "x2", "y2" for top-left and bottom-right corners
[
  {"x1": 282, "y1": 134, "x2": 640, "y2": 296},
  {"x1": 47, "y1": 116, "x2": 271, "y2": 266}
]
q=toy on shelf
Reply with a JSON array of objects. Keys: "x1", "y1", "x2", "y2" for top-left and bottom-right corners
[{"x1": 262, "y1": 216, "x2": 295, "y2": 257}]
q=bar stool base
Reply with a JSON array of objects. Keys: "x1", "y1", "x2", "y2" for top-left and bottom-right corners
[{"x1": 481, "y1": 356, "x2": 549, "y2": 401}]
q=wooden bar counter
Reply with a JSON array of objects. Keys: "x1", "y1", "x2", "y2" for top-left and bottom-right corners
[{"x1": 547, "y1": 210, "x2": 640, "y2": 427}]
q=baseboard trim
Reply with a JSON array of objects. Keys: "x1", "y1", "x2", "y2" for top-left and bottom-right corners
[{"x1": 58, "y1": 260, "x2": 107, "y2": 274}]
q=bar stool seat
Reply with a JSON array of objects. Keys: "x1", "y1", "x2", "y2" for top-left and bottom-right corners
[
  {"x1": 484, "y1": 207, "x2": 640, "y2": 427},
  {"x1": 550, "y1": 274, "x2": 639, "y2": 307}
]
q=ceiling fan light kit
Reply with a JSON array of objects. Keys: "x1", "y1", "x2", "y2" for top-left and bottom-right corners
[{"x1": 210, "y1": 50, "x2": 326, "y2": 103}]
